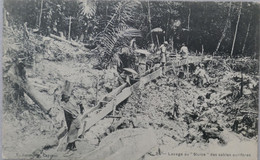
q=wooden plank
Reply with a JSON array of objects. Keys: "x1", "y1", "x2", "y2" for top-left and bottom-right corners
[
  {"x1": 81, "y1": 83, "x2": 127, "y2": 120},
  {"x1": 135, "y1": 67, "x2": 162, "y2": 89},
  {"x1": 82, "y1": 87, "x2": 132, "y2": 133},
  {"x1": 79, "y1": 56, "x2": 204, "y2": 133},
  {"x1": 149, "y1": 68, "x2": 162, "y2": 81},
  {"x1": 106, "y1": 83, "x2": 127, "y2": 100}
]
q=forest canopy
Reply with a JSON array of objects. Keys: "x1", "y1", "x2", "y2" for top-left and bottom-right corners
[{"x1": 4, "y1": 0, "x2": 260, "y2": 57}]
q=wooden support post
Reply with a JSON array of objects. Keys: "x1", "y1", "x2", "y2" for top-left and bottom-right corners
[
  {"x1": 156, "y1": 34, "x2": 160, "y2": 46},
  {"x1": 172, "y1": 38, "x2": 174, "y2": 53},
  {"x1": 186, "y1": 64, "x2": 189, "y2": 78},
  {"x1": 33, "y1": 54, "x2": 36, "y2": 73},
  {"x1": 62, "y1": 80, "x2": 71, "y2": 95},
  {"x1": 68, "y1": 16, "x2": 72, "y2": 41},
  {"x1": 240, "y1": 71, "x2": 243, "y2": 97},
  {"x1": 202, "y1": 45, "x2": 204, "y2": 56},
  {"x1": 95, "y1": 76, "x2": 99, "y2": 106}
]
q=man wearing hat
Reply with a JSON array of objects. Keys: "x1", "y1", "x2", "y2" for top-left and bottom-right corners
[
  {"x1": 159, "y1": 41, "x2": 168, "y2": 75},
  {"x1": 61, "y1": 94, "x2": 81, "y2": 156},
  {"x1": 179, "y1": 43, "x2": 189, "y2": 58}
]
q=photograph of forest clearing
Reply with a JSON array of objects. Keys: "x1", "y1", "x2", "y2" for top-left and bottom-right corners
[{"x1": 2, "y1": 0, "x2": 259, "y2": 160}]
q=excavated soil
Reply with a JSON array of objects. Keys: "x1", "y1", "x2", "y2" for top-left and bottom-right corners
[{"x1": 3, "y1": 26, "x2": 259, "y2": 159}]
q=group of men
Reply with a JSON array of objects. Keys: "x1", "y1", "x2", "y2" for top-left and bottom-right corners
[
  {"x1": 135, "y1": 40, "x2": 190, "y2": 76},
  {"x1": 133, "y1": 40, "x2": 210, "y2": 88}
]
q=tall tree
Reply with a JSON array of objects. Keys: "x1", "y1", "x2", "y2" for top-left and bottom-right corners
[
  {"x1": 38, "y1": 0, "x2": 43, "y2": 29},
  {"x1": 241, "y1": 14, "x2": 252, "y2": 55},
  {"x1": 231, "y1": 2, "x2": 242, "y2": 57},
  {"x1": 147, "y1": 0, "x2": 153, "y2": 43},
  {"x1": 214, "y1": 2, "x2": 231, "y2": 55}
]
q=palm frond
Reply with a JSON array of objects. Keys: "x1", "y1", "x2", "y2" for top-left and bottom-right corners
[
  {"x1": 92, "y1": 0, "x2": 141, "y2": 68},
  {"x1": 78, "y1": 0, "x2": 97, "y2": 18}
]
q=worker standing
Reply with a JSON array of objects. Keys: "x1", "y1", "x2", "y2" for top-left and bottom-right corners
[
  {"x1": 179, "y1": 43, "x2": 189, "y2": 58},
  {"x1": 138, "y1": 53, "x2": 147, "y2": 77},
  {"x1": 16, "y1": 57, "x2": 27, "y2": 82},
  {"x1": 194, "y1": 64, "x2": 209, "y2": 87},
  {"x1": 23, "y1": 22, "x2": 29, "y2": 40},
  {"x1": 61, "y1": 94, "x2": 81, "y2": 156},
  {"x1": 159, "y1": 41, "x2": 168, "y2": 76}
]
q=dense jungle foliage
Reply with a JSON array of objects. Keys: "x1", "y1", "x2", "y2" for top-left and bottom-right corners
[{"x1": 4, "y1": 0, "x2": 260, "y2": 58}]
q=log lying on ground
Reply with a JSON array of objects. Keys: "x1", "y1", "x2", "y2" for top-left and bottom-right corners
[
  {"x1": 49, "y1": 34, "x2": 82, "y2": 47},
  {"x1": 7, "y1": 72, "x2": 51, "y2": 115},
  {"x1": 81, "y1": 128, "x2": 157, "y2": 160},
  {"x1": 22, "y1": 87, "x2": 50, "y2": 114}
]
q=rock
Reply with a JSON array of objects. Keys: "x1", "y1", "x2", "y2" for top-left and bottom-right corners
[
  {"x1": 21, "y1": 111, "x2": 30, "y2": 120},
  {"x1": 243, "y1": 89, "x2": 252, "y2": 95},
  {"x1": 32, "y1": 148, "x2": 43, "y2": 158},
  {"x1": 248, "y1": 79, "x2": 257, "y2": 88},
  {"x1": 148, "y1": 146, "x2": 160, "y2": 156},
  {"x1": 241, "y1": 131, "x2": 247, "y2": 136},
  {"x1": 84, "y1": 132, "x2": 100, "y2": 145},
  {"x1": 208, "y1": 139, "x2": 219, "y2": 145},
  {"x1": 81, "y1": 128, "x2": 157, "y2": 160},
  {"x1": 40, "y1": 123, "x2": 53, "y2": 133},
  {"x1": 161, "y1": 136, "x2": 176, "y2": 145},
  {"x1": 88, "y1": 88, "x2": 95, "y2": 95}
]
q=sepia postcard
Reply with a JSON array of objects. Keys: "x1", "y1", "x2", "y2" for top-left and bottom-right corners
[{"x1": 2, "y1": 0, "x2": 259, "y2": 160}]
